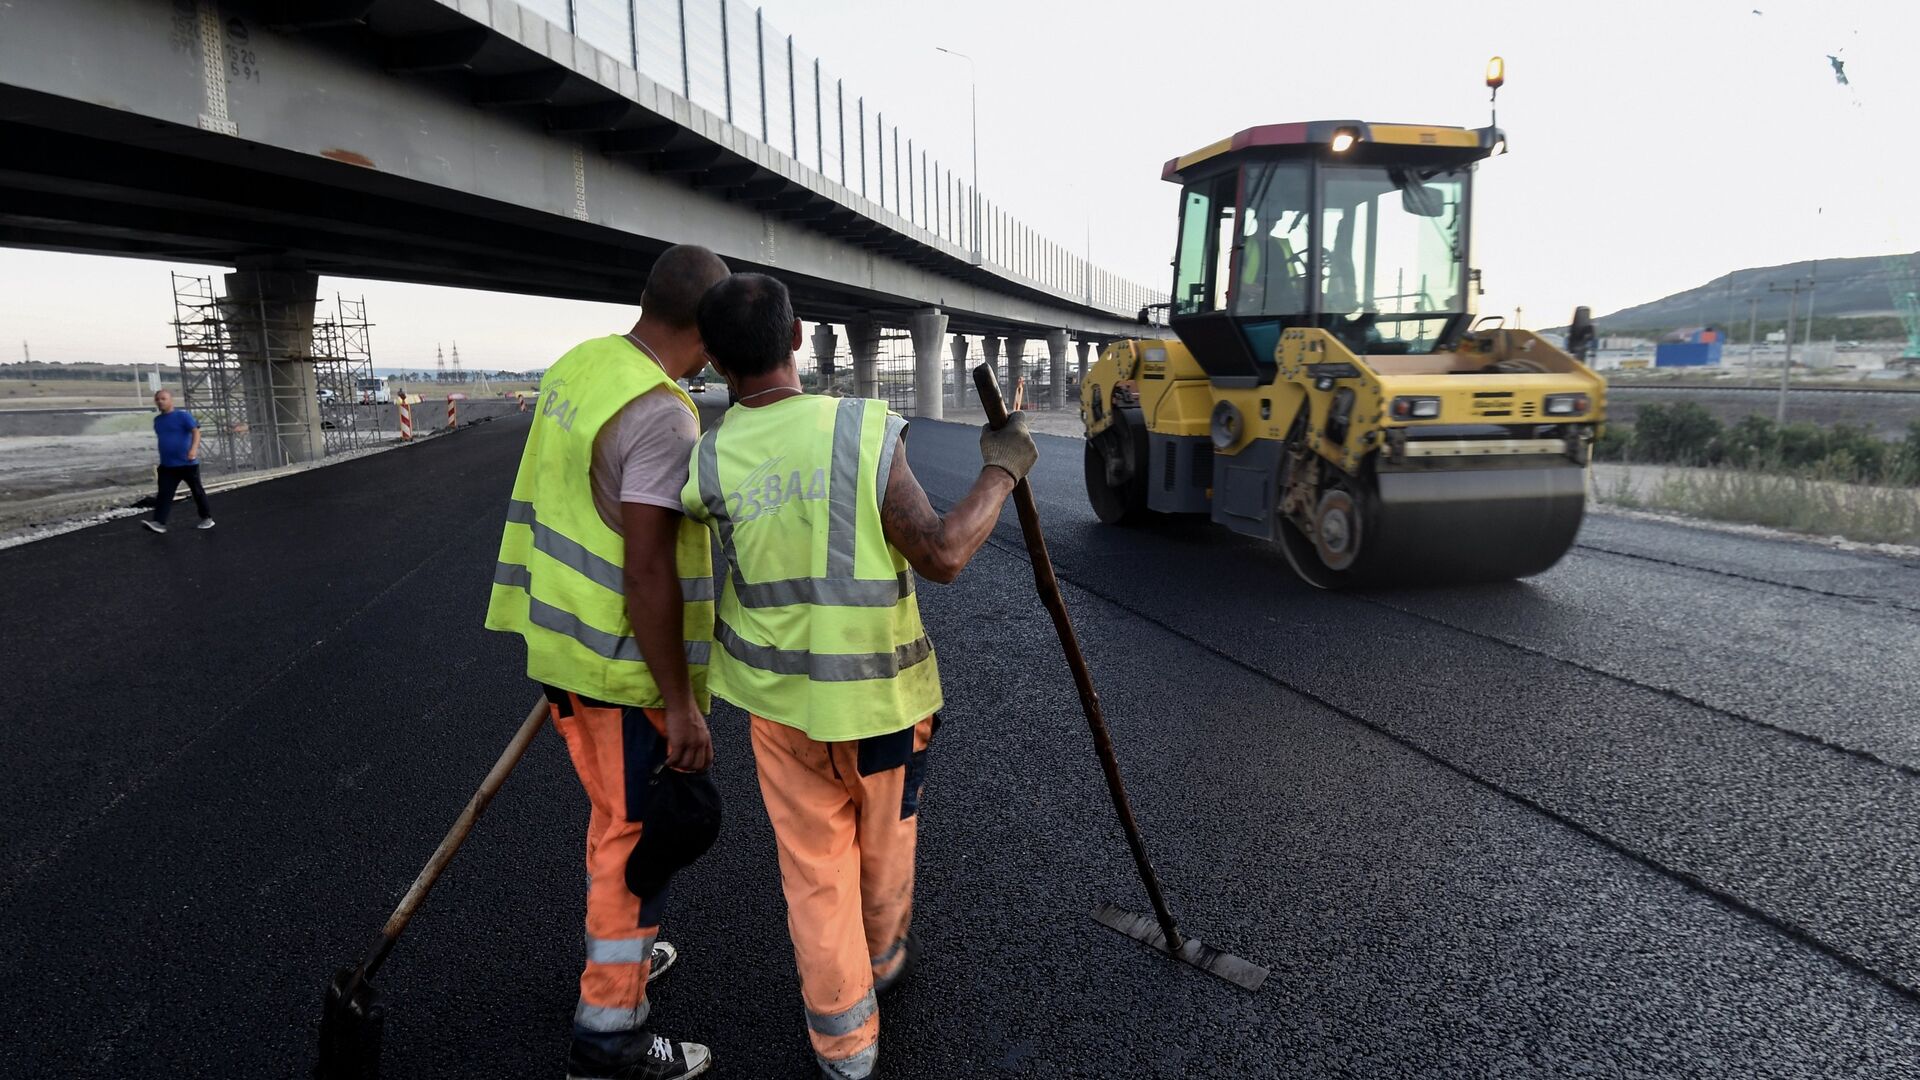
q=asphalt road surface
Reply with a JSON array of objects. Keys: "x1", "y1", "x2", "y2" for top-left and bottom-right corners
[{"x1": 3, "y1": 410, "x2": 1919, "y2": 1078}]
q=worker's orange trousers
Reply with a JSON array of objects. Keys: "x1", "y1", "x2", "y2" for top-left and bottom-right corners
[
  {"x1": 546, "y1": 687, "x2": 670, "y2": 1054},
  {"x1": 749, "y1": 713, "x2": 937, "y2": 1080}
]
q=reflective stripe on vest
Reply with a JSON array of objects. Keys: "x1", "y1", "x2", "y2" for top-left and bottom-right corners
[
  {"x1": 683, "y1": 395, "x2": 941, "y2": 740},
  {"x1": 484, "y1": 335, "x2": 714, "y2": 709}
]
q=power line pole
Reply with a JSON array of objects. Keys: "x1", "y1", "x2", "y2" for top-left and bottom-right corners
[
  {"x1": 1724, "y1": 270, "x2": 1737, "y2": 349},
  {"x1": 1769, "y1": 279, "x2": 1809, "y2": 422},
  {"x1": 20, "y1": 340, "x2": 28, "y2": 365},
  {"x1": 1804, "y1": 208, "x2": 1821, "y2": 356},
  {"x1": 1744, "y1": 297, "x2": 1759, "y2": 387},
  {"x1": 1803, "y1": 257, "x2": 1819, "y2": 358}
]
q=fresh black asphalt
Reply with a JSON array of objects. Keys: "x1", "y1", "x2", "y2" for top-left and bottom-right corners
[{"x1": 3, "y1": 411, "x2": 1918, "y2": 1078}]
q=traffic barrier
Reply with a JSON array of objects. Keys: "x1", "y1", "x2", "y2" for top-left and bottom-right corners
[
  {"x1": 397, "y1": 398, "x2": 413, "y2": 441},
  {"x1": 446, "y1": 396, "x2": 457, "y2": 429}
]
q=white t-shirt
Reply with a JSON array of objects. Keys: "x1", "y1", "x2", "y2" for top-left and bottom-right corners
[{"x1": 588, "y1": 376, "x2": 698, "y2": 534}]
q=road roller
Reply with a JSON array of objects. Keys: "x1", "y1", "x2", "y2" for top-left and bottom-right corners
[{"x1": 1080, "y1": 109, "x2": 1605, "y2": 588}]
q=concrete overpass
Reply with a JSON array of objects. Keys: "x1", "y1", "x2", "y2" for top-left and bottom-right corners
[{"x1": 0, "y1": 0, "x2": 1163, "y2": 455}]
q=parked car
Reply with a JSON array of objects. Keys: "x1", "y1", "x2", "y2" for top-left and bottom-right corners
[
  {"x1": 317, "y1": 387, "x2": 339, "y2": 403},
  {"x1": 357, "y1": 378, "x2": 390, "y2": 404}
]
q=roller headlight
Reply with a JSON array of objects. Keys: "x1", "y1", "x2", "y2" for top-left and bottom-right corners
[
  {"x1": 1390, "y1": 396, "x2": 1441, "y2": 420},
  {"x1": 1544, "y1": 393, "x2": 1590, "y2": 416}
]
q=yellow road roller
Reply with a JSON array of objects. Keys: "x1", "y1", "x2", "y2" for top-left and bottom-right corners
[{"x1": 1080, "y1": 114, "x2": 1605, "y2": 587}]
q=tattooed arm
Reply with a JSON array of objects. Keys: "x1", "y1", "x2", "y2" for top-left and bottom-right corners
[{"x1": 880, "y1": 437, "x2": 1016, "y2": 584}]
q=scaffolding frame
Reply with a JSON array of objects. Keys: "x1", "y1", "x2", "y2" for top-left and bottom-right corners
[
  {"x1": 168, "y1": 272, "x2": 252, "y2": 472},
  {"x1": 312, "y1": 293, "x2": 382, "y2": 455},
  {"x1": 168, "y1": 273, "x2": 384, "y2": 473}
]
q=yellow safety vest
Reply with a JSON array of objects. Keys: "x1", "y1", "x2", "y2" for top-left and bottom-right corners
[
  {"x1": 485, "y1": 335, "x2": 715, "y2": 709},
  {"x1": 681, "y1": 395, "x2": 941, "y2": 740}
]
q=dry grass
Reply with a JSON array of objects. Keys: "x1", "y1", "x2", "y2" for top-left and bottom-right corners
[
  {"x1": 0, "y1": 377, "x2": 180, "y2": 409},
  {"x1": 1598, "y1": 466, "x2": 1920, "y2": 546}
]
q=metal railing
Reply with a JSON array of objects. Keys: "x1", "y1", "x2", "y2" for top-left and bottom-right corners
[{"x1": 531, "y1": 0, "x2": 1164, "y2": 317}]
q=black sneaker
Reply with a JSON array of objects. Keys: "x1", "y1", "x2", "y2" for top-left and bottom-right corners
[
  {"x1": 646, "y1": 941, "x2": 678, "y2": 983},
  {"x1": 874, "y1": 932, "x2": 919, "y2": 998},
  {"x1": 566, "y1": 1034, "x2": 711, "y2": 1080}
]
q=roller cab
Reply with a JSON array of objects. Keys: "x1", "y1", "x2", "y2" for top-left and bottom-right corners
[{"x1": 1082, "y1": 114, "x2": 1606, "y2": 587}]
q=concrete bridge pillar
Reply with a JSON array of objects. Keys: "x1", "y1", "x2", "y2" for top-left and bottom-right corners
[
  {"x1": 982, "y1": 336, "x2": 1002, "y2": 397},
  {"x1": 1045, "y1": 329, "x2": 1070, "y2": 410},
  {"x1": 221, "y1": 264, "x2": 321, "y2": 467},
  {"x1": 811, "y1": 323, "x2": 838, "y2": 390},
  {"x1": 908, "y1": 308, "x2": 948, "y2": 420},
  {"x1": 846, "y1": 319, "x2": 880, "y2": 400},
  {"x1": 1077, "y1": 340, "x2": 1093, "y2": 382},
  {"x1": 949, "y1": 334, "x2": 970, "y2": 408},
  {"x1": 1004, "y1": 336, "x2": 1028, "y2": 402}
]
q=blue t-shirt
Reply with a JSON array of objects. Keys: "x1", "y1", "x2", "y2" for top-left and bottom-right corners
[{"x1": 154, "y1": 409, "x2": 200, "y2": 467}]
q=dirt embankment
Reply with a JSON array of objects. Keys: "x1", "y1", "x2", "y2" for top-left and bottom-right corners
[{"x1": 0, "y1": 398, "x2": 528, "y2": 537}]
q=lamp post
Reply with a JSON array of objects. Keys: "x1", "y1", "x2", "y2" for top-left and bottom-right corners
[{"x1": 936, "y1": 46, "x2": 980, "y2": 265}]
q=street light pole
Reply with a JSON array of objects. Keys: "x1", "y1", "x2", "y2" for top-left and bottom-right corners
[{"x1": 936, "y1": 46, "x2": 980, "y2": 265}]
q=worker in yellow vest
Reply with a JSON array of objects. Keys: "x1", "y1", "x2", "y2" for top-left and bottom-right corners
[
  {"x1": 681, "y1": 274, "x2": 1037, "y2": 1080},
  {"x1": 485, "y1": 244, "x2": 730, "y2": 1080}
]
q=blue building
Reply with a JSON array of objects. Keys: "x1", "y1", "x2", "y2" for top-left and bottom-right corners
[{"x1": 1655, "y1": 328, "x2": 1724, "y2": 368}]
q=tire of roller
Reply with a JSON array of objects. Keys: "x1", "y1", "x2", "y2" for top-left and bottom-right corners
[{"x1": 1084, "y1": 414, "x2": 1150, "y2": 526}]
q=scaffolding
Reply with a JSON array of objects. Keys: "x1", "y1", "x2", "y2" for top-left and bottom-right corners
[
  {"x1": 169, "y1": 273, "x2": 384, "y2": 473},
  {"x1": 311, "y1": 293, "x2": 382, "y2": 455},
  {"x1": 168, "y1": 272, "x2": 252, "y2": 472}
]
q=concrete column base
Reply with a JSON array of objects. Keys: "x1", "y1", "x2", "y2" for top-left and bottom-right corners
[
  {"x1": 949, "y1": 334, "x2": 971, "y2": 408},
  {"x1": 1004, "y1": 336, "x2": 1029, "y2": 403},
  {"x1": 221, "y1": 265, "x2": 321, "y2": 468},
  {"x1": 1045, "y1": 329, "x2": 1070, "y2": 410},
  {"x1": 846, "y1": 320, "x2": 880, "y2": 400},
  {"x1": 1077, "y1": 340, "x2": 1093, "y2": 382},
  {"x1": 811, "y1": 323, "x2": 839, "y2": 391},
  {"x1": 907, "y1": 308, "x2": 949, "y2": 419}
]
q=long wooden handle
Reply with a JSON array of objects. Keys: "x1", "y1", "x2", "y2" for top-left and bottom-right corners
[
  {"x1": 970, "y1": 364, "x2": 1185, "y2": 950},
  {"x1": 358, "y1": 696, "x2": 550, "y2": 982}
]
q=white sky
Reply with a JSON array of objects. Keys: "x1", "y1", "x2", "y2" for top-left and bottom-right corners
[{"x1": 4, "y1": 0, "x2": 1916, "y2": 369}]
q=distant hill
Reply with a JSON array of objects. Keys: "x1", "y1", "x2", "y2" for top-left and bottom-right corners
[{"x1": 1593, "y1": 251, "x2": 1918, "y2": 334}]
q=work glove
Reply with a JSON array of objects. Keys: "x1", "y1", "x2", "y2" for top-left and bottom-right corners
[{"x1": 979, "y1": 411, "x2": 1038, "y2": 482}]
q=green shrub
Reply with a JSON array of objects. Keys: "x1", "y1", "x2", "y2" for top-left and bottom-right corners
[
  {"x1": 1897, "y1": 419, "x2": 1920, "y2": 484},
  {"x1": 1716, "y1": 414, "x2": 1778, "y2": 469},
  {"x1": 1633, "y1": 402, "x2": 1723, "y2": 464},
  {"x1": 1775, "y1": 421, "x2": 1829, "y2": 470},
  {"x1": 1827, "y1": 423, "x2": 1890, "y2": 482},
  {"x1": 1593, "y1": 425, "x2": 1632, "y2": 462}
]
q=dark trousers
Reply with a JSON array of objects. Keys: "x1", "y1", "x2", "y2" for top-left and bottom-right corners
[{"x1": 153, "y1": 464, "x2": 211, "y2": 524}]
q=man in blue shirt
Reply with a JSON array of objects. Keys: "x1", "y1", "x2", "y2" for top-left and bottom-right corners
[{"x1": 145, "y1": 389, "x2": 215, "y2": 533}]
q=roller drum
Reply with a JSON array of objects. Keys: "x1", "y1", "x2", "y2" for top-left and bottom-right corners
[{"x1": 1363, "y1": 463, "x2": 1586, "y2": 583}]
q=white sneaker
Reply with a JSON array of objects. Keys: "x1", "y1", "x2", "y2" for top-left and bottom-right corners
[
  {"x1": 196, "y1": 519, "x2": 216, "y2": 530},
  {"x1": 565, "y1": 1034, "x2": 711, "y2": 1079},
  {"x1": 143, "y1": 521, "x2": 167, "y2": 534}
]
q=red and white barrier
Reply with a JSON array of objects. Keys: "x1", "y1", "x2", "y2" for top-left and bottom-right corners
[
  {"x1": 446, "y1": 396, "x2": 458, "y2": 429},
  {"x1": 397, "y1": 398, "x2": 413, "y2": 441}
]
